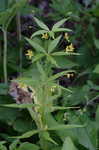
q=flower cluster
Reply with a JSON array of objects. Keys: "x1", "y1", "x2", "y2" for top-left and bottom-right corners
[
  {"x1": 65, "y1": 43, "x2": 75, "y2": 53},
  {"x1": 64, "y1": 33, "x2": 75, "y2": 53},
  {"x1": 25, "y1": 50, "x2": 34, "y2": 59},
  {"x1": 41, "y1": 33, "x2": 49, "y2": 39}
]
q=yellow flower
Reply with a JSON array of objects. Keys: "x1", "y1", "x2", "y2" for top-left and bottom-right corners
[
  {"x1": 18, "y1": 83, "x2": 27, "y2": 91},
  {"x1": 25, "y1": 50, "x2": 34, "y2": 59},
  {"x1": 66, "y1": 73, "x2": 71, "y2": 79},
  {"x1": 64, "y1": 33, "x2": 70, "y2": 42},
  {"x1": 41, "y1": 33, "x2": 49, "y2": 39},
  {"x1": 65, "y1": 43, "x2": 74, "y2": 53},
  {"x1": 65, "y1": 73, "x2": 74, "y2": 78}
]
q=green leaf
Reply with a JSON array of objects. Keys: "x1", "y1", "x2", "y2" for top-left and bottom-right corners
[
  {"x1": 18, "y1": 142, "x2": 39, "y2": 150},
  {"x1": 12, "y1": 129, "x2": 41, "y2": 139},
  {"x1": 13, "y1": 118, "x2": 34, "y2": 133},
  {"x1": 52, "y1": 52, "x2": 80, "y2": 56},
  {"x1": 47, "y1": 55, "x2": 59, "y2": 67},
  {"x1": 48, "y1": 124, "x2": 84, "y2": 131},
  {"x1": 48, "y1": 70, "x2": 76, "y2": 82},
  {"x1": 52, "y1": 18, "x2": 68, "y2": 30},
  {"x1": 54, "y1": 56, "x2": 79, "y2": 68},
  {"x1": 62, "y1": 137, "x2": 78, "y2": 150},
  {"x1": 0, "y1": 103, "x2": 37, "y2": 109},
  {"x1": 14, "y1": 77, "x2": 37, "y2": 86},
  {"x1": 68, "y1": 113, "x2": 96, "y2": 150},
  {"x1": 53, "y1": 28, "x2": 72, "y2": 32},
  {"x1": 93, "y1": 64, "x2": 99, "y2": 73},
  {"x1": 48, "y1": 36, "x2": 61, "y2": 53},
  {"x1": 34, "y1": 17, "x2": 49, "y2": 31},
  {"x1": 25, "y1": 37, "x2": 45, "y2": 53},
  {"x1": 56, "y1": 84, "x2": 73, "y2": 93},
  {"x1": 50, "y1": 106, "x2": 79, "y2": 112},
  {"x1": 36, "y1": 62, "x2": 46, "y2": 80},
  {"x1": 52, "y1": 52, "x2": 67, "y2": 56},
  {"x1": 45, "y1": 113, "x2": 83, "y2": 141},
  {"x1": 32, "y1": 53, "x2": 45, "y2": 63},
  {"x1": 31, "y1": 30, "x2": 47, "y2": 38},
  {"x1": 0, "y1": 106, "x2": 19, "y2": 124}
]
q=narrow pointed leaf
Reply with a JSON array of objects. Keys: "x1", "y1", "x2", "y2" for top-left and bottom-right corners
[
  {"x1": 14, "y1": 77, "x2": 37, "y2": 86},
  {"x1": 52, "y1": 18, "x2": 68, "y2": 30},
  {"x1": 65, "y1": 52, "x2": 81, "y2": 55},
  {"x1": 0, "y1": 103, "x2": 37, "y2": 109},
  {"x1": 52, "y1": 52, "x2": 80, "y2": 56},
  {"x1": 47, "y1": 55, "x2": 59, "y2": 67},
  {"x1": 25, "y1": 37, "x2": 45, "y2": 53},
  {"x1": 50, "y1": 106, "x2": 79, "y2": 112},
  {"x1": 48, "y1": 35, "x2": 61, "y2": 53},
  {"x1": 53, "y1": 28, "x2": 72, "y2": 32},
  {"x1": 31, "y1": 30, "x2": 47, "y2": 38},
  {"x1": 55, "y1": 84, "x2": 73, "y2": 93},
  {"x1": 34, "y1": 17, "x2": 49, "y2": 31},
  {"x1": 52, "y1": 52, "x2": 67, "y2": 56},
  {"x1": 48, "y1": 70, "x2": 76, "y2": 82},
  {"x1": 36, "y1": 62, "x2": 46, "y2": 79},
  {"x1": 11, "y1": 130, "x2": 41, "y2": 139},
  {"x1": 48, "y1": 124, "x2": 84, "y2": 131},
  {"x1": 32, "y1": 53, "x2": 45, "y2": 63}
]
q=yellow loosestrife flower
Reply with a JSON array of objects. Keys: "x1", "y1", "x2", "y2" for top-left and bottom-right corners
[
  {"x1": 65, "y1": 43, "x2": 74, "y2": 53},
  {"x1": 65, "y1": 73, "x2": 74, "y2": 78},
  {"x1": 42, "y1": 33, "x2": 49, "y2": 39},
  {"x1": 25, "y1": 50, "x2": 34, "y2": 59}
]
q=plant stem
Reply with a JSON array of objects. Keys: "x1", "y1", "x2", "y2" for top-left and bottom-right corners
[
  {"x1": 28, "y1": 107, "x2": 41, "y2": 128},
  {"x1": 3, "y1": 29, "x2": 8, "y2": 84}
]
